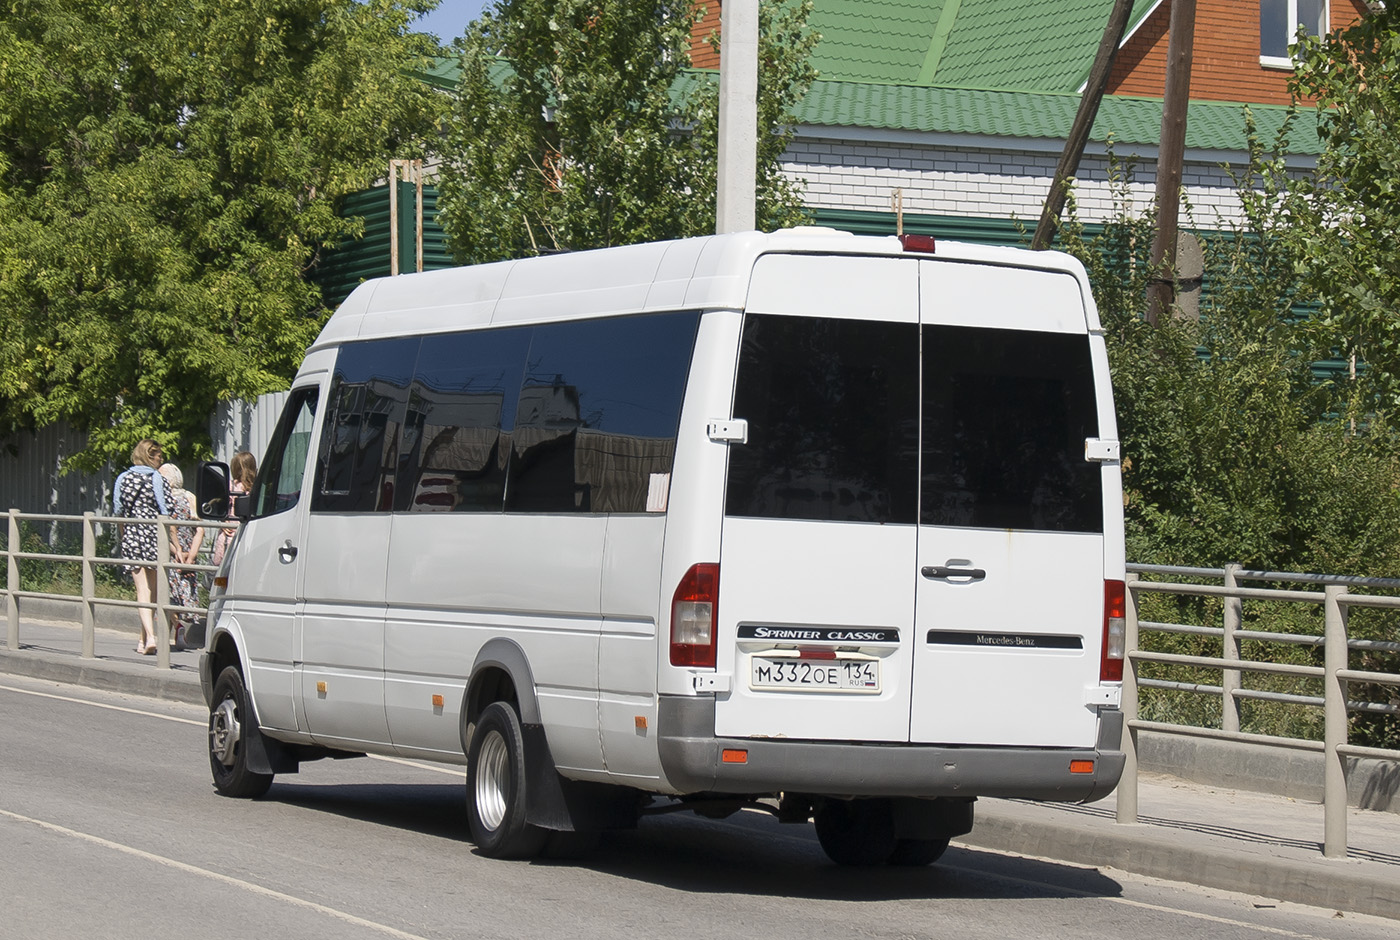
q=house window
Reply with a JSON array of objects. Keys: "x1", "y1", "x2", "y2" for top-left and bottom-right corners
[{"x1": 1260, "y1": 0, "x2": 1327, "y2": 68}]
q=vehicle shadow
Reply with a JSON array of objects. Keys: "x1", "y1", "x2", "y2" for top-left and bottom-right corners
[
  {"x1": 585, "y1": 810, "x2": 1125, "y2": 903},
  {"x1": 261, "y1": 782, "x2": 1124, "y2": 903},
  {"x1": 269, "y1": 781, "x2": 471, "y2": 843}
]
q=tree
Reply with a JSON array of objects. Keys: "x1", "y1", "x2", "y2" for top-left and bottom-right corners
[
  {"x1": 1284, "y1": 7, "x2": 1400, "y2": 410},
  {"x1": 0, "y1": 0, "x2": 446, "y2": 470},
  {"x1": 436, "y1": 0, "x2": 817, "y2": 264}
]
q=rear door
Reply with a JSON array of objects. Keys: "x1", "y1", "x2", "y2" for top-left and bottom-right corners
[
  {"x1": 715, "y1": 254, "x2": 920, "y2": 742},
  {"x1": 910, "y1": 261, "x2": 1106, "y2": 747}
]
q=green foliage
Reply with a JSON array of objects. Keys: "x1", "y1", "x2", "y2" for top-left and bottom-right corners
[
  {"x1": 1285, "y1": 7, "x2": 1400, "y2": 409},
  {"x1": 436, "y1": 0, "x2": 816, "y2": 264},
  {"x1": 0, "y1": 0, "x2": 446, "y2": 470},
  {"x1": 1058, "y1": 134, "x2": 1400, "y2": 581},
  {"x1": 1056, "y1": 129, "x2": 1400, "y2": 747}
]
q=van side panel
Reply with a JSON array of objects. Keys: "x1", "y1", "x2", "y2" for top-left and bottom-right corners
[
  {"x1": 299, "y1": 514, "x2": 391, "y2": 746},
  {"x1": 655, "y1": 311, "x2": 744, "y2": 701},
  {"x1": 383, "y1": 513, "x2": 606, "y2": 774},
  {"x1": 597, "y1": 515, "x2": 667, "y2": 781}
]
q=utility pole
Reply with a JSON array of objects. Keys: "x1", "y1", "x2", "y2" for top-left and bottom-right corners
[
  {"x1": 1146, "y1": 0, "x2": 1197, "y2": 326},
  {"x1": 716, "y1": 0, "x2": 759, "y2": 234},
  {"x1": 1032, "y1": 0, "x2": 1136, "y2": 250}
]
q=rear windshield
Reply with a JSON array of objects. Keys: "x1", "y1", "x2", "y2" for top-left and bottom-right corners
[{"x1": 726, "y1": 315, "x2": 1102, "y2": 533}]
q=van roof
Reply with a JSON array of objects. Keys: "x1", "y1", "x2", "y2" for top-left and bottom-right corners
[{"x1": 312, "y1": 228, "x2": 1097, "y2": 350}]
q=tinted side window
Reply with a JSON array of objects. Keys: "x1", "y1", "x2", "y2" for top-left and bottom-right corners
[
  {"x1": 505, "y1": 311, "x2": 700, "y2": 513},
  {"x1": 399, "y1": 328, "x2": 529, "y2": 512},
  {"x1": 726, "y1": 315, "x2": 919, "y2": 524},
  {"x1": 252, "y1": 388, "x2": 319, "y2": 518},
  {"x1": 921, "y1": 326, "x2": 1101, "y2": 532},
  {"x1": 313, "y1": 337, "x2": 419, "y2": 513}
]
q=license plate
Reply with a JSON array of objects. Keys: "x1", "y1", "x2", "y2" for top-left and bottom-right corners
[{"x1": 749, "y1": 656, "x2": 880, "y2": 693}]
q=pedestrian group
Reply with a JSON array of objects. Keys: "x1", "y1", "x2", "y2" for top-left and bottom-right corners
[{"x1": 112, "y1": 439, "x2": 256, "y2": 655}]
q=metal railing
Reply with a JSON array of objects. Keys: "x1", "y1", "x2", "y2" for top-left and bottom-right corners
[
  {"x1": 1119, "y1": 563, "x2": 1400, "y2": 857},
  {"x1": 5, "y1": 511, "x2": 1399, "y2": 857},
  {"x1": 3, "y1": 508, "x2": 235, "y2": 670}
]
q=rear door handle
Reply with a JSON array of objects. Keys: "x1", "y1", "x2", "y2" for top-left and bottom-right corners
[
  {"x1": 278, "y1": 540, "x2": 298, "y2": 563},
  {"x1": 922, "y1": 565, "x2": 986, "y2": 581}
]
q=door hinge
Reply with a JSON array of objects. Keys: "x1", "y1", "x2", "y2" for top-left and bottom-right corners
[
  {"x1": 1084, "y1": 438, "x2": 1120, "y2": 463},
  {"x1": 707, "y1": 419, "x2": 749, "y2": 444}
]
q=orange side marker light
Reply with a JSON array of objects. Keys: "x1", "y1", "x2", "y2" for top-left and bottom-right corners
[
  {"x1": 721, "y1": 749, "x2": 748, "y2": 764},
  {"x1": 1070, "y1": 760, "x2": 1095, "y2": 774}
]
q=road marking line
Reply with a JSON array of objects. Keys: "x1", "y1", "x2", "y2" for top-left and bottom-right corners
[
  {"x1": 0, "y1": 808, "x2": 434, "y2": 940},
  {"x1": 0, "y1": 682, "x2": 465, "y2": 777},
  {"x1": 0, "y1": 683, "x2": 204, "y2": 726}
]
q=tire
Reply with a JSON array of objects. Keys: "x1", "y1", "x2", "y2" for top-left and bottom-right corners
[
  {"x1": 466, "y1": 702, "x2": 547, "y2": 859},
  {"x1": 814, "y1": 798, "x2": 897, "y2": 867},
  {"x1": 208, "y1": 666, "x2": 274, "y2": 798},
  {"x1": 887, "y1": 836, "x2": 951, "y2": 867}
]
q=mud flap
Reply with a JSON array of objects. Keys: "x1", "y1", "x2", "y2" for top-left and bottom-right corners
[{"x1": 522, "y1": 723, "x2": 638, "y2": 831}]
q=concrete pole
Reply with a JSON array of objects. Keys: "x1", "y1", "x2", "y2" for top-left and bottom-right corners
[
  {"x1": 716, "y1": 0, "x2": 759, "y2": 234},
  {"x1": 7, "y1": 509, "x2": 18, "y2": 651},
  {"x1": 156, "y1": 516, "x2": 171, "y2": 670},
  {"x1": 1221, "y1": 564, "x2": 1242, "y2": 734},
  {"x1": 81, "y1": 512, "x2": 95, "y2": 660},
  {"x1": 1323, "y1": 585, "x2": 1349, "y2": 858},
  {"x1": 1117, "y1": 572, "x2": 1140, "y2": 824}
]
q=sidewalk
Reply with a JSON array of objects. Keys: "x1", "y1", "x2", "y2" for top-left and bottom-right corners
[{"x1": 3, "y1": 613, "x2": 1397, "y2": 918}]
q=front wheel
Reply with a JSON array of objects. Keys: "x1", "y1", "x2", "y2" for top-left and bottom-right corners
[
  {"x1": 209, "y1": 666, "x2": 273, "y2": 798},
  {"x1": 466, "y1": 702, "x2": 547, "y2": 859}
]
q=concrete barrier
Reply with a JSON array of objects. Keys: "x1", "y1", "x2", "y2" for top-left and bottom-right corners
[{"x1": 1139, "y1": 730, "x2": 1400, "y2": 814}]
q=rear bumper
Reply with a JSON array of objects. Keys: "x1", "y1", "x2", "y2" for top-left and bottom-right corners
[{"x1": 657, "y1": 695, "x2": 1124, "y2": 802}]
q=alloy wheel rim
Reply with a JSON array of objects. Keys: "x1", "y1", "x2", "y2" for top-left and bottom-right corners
[
  {"x1": 210, "y1": 697, "x2": 241, "y2": 768},
  {"x1": 475, "y1": 730, "x2": 510, "y2": 831}
]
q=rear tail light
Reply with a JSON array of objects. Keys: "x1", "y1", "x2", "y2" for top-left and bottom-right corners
[
  {"x1": 670, "y1": 563, "x2": 719, "y2": 667},
  {"x1": 1101, "y1": 579, "x2": 1126, "y2": 682}
]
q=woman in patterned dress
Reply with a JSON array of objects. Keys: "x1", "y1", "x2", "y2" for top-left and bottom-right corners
[{"x1": 114, "y1": 439, "x2": 173, "y2": 654}]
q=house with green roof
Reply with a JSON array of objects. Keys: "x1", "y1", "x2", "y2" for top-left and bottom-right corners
[{"x1": 719, "y1": 0, "x2": 1369, "y2": 243}]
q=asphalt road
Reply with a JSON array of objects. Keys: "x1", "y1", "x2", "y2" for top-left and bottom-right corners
[{"x1": 1, "y1": 674, "x2": 1394, "y2": 940}]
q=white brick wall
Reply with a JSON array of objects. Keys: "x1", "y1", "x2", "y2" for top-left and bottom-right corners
[{"x1": 782, "y1": 135, "x2": 1248, "y2": 230}]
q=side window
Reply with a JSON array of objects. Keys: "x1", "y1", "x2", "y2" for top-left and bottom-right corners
[
  {"x1": 399, "y1": 328, "x2": 529, "y2": 512},
  {"x1": 313, "y1": 337, "x2": 419, "y2": 513},
  {"x1": 921, "y1": 325, "x2": 1101, "y2": 533},
  {"x1": 506, "y1": 311, "x2": 701, "y2": 513},
  {"x1": 252, "y1": 387, "x2": 320, "y2": 518},
  {"x1": 726, "y1": 315, "x2": 919, "y2": 524}
]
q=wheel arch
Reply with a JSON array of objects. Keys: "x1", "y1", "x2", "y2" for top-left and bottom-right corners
[{"x1": 462, "y1": 638, "x2": 542, "y2": 745}]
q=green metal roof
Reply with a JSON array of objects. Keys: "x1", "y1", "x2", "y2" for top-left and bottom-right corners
[
  {"x1": 794, "y1": 79, "x2": 1321, "y2": 155},
  {"x1": 808, "y1": 0, "x2": 1159, "y2": 90}
]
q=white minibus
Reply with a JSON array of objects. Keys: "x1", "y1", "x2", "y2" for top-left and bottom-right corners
[{"x1": 195, "y1": 227, "x2": 1126, "y2": 865}]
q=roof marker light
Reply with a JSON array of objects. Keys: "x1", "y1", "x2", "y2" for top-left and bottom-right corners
[{"x1": 898, "y1": 233, "x2": 937, "y2": 254}]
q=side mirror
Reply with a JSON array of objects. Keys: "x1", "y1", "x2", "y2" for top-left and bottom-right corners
[{"x1": 197, "y1": 461, "x2": 232, "y2": 518}]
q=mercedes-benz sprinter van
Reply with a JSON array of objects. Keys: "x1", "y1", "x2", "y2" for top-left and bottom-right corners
[{"x1": 196, "y1": 228, "x2": 1126, "y2": 866}]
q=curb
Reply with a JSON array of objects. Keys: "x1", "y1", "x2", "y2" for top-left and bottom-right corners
[
  {"x1": 961, "y1": 807, "x2": 1399, "y2": 921},
  {"x1": 0, "y1": 648, "x2": 205, "y2": 707}
]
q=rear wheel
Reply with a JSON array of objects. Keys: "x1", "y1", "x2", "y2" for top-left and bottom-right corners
[
  {"x1": 208, "y1": 666, "x2": 274, "y2": 798},
  {"x1": 466, "y1": 701, "x2": 547, "y2": 859},
  {"x1": 814, "y1": 798, "x2": 897, "y2": 866}
]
